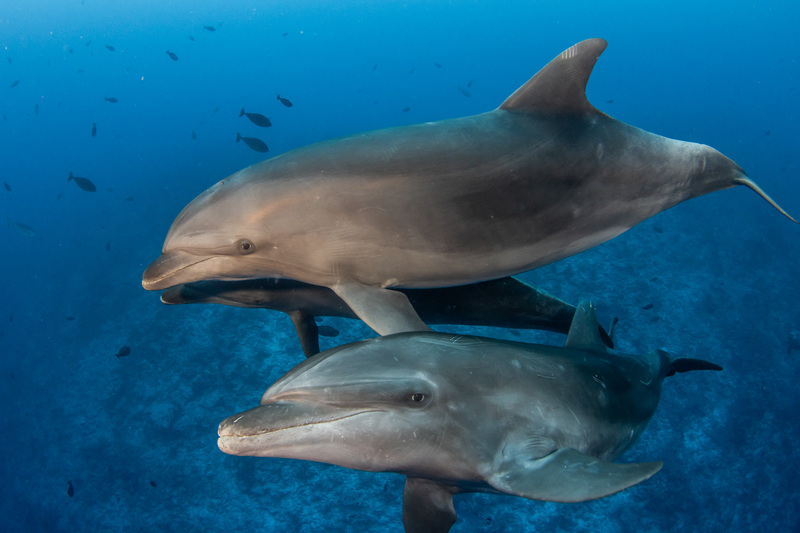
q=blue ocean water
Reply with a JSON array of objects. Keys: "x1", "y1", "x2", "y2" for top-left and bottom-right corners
[{"x1": 2, "y1": 0, "x2": 799, "y2": 531}]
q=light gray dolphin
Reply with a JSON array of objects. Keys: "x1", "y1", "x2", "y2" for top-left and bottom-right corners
[
  {"x1": 143, "y1": 38, "x2": 795, "y2": 336},
  {"x1": 218, "y1": 302, "x2": 722, "y2": 532},
  {"x1": 160, "y1": 277, "x2": 613, "y2": 357}
]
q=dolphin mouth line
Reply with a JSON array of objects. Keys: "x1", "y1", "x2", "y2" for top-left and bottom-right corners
[
  {"x1": 220, "y1": 408, "x2": 385, "y2": 438},
  {"x1": 143, "y1": 255, "x2": 212, "y2": 289}
]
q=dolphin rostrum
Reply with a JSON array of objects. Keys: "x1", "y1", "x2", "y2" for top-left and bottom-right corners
[
  {"x1": 143, "y1": 38, "x2": 795, "y2": 335},
  {"x1": 218, "y1": 301, "x2": 722, "y2": 532},
  {"x1": 160, "y1": 277, "x2": 613, "y2": 357}
]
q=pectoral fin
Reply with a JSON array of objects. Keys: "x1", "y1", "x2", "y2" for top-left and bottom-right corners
[
  {"x1": 288, "y1": 310, "x2": 320, "y2": 358},
  {"x1": 402, "y1": 477, "x2": 457, "y2": 533},
  {"x1": 331, "y1": 282, "x2": 430, "y2": 335},
  {"x1": 489, "y1": 448, "x2": 662, "y2": 503}
]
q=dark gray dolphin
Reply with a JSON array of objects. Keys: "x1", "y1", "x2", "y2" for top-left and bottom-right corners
[
  {"x1": 160, "y1": 277, "x2": 610, "y2": 357},
  {"x1": 143, "y1": 38, "x2": 795, "y2": 336},
  {"x1": 218, "y1": 302, "x2": 722, "y2": 532}
]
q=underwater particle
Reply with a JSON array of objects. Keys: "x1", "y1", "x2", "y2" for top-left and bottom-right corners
[
  {"x1": 166, "y1": 50, "x2": 178, "y2": 61},
  {"x1": 467, "y1": 80, "x2": 473, "y2": 88},
  {"x1": 317, "y1": 325, "x2": 340, "y2": 338},
  {"x1": 789, "y1": 331, "x2": 800, "y2": 355},
  {"x1": 239, "y1": 108, "x2": 271, "y2": 127},
  {"x1": 91, "y1": 123, "x2": 96, "y2": 137},
  {"x1": 203, "y1": 25, "x2": 216, "y2": 32},
  {"x1": 67, "y1": 481, "x2": 74, "y2": 498},
  {"x1": 3, "y1": 181, "x2": 10, "y2": 191},
  {"x1": 150, "y1": 480, "x2": 157, "y2": 487},
  {"x1": 9, "y1": 80, "x2": 19, "y2": 88},
  {"x1": 276, "y1": 94, "x2": 293, "y2": 107},
  {"x1": 235, "y1": 132, "x2": 268, "y2": 153},
  {"x1": 68, "y1": 171, "x2": 97, "y2": 192},
  {"x1": 401, "y1": 107, "x2": 410, "y2": 112},
  {"x1": 9, "y1": 221, "x2": 35, "y2": 236},
  {"x1": 105, "y1": 44, "x2": 115, "y2": 51},
  {"x1": 458, "y1": 86, "x2": 471, "y2": 97},
  {"x1": 642, "y1": 303, "x2": 654, "y2": 310},
  {"x1": 115, "y1": 345, "x2": 131, "y2": 359},
  {"x1": 104, "y1": 97, "x2": 118, "y2": 103}
]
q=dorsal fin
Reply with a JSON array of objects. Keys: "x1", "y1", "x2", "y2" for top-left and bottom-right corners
[
  {"x1": 564, "y1": 301, "x2": 610, "y2": 352},
  {"x1": 499, "y1": 38, "x2": 607, "y2": 114}
]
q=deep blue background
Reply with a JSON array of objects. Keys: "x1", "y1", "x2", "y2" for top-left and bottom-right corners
[{"x1": 1, "y1": 1, "x2": 798, "y2": 531}]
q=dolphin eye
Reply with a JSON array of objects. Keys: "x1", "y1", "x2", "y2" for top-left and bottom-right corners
[
  {"x1": 236, "y1": 239, "x2": 256, "y2": 255},
  {"x1": 410, "y1": 393, "x2": 425, "y2": 402}
]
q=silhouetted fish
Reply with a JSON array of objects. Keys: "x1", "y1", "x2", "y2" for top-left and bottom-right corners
[
  {"x1": 401, "y1": 107, "x2": 410, "y2": 112},
  {"x1": 467, "y1": 80, "x2": 473, "y2": 88},
  {"x1": 239, "y1": 108, "x2": 271, "y2": 127},
  {"x1": 434, "y1": 62, "x2": 442, "y2": 68},
  {"x1": 282, "y1": 32, "x2": 288, "y2": 37},
  {"x1": 150, "y1": 480, "x2": 157, "y2": 487},
  {"x1": 105, "y1": 45, "x2": 115, "y2": 51},
  {"x1": 9, "y1": 80, "x2": 19, "y2": 88},
  {"x1": 276, "y1": 94, "x2": 293, "y2": 107},
  {"x1": 458, "y1": 86, "x2": 471, "y2": 97},
  {"x1": 317, "y1": 325, "x2": 340, "y2": 338},
  {"x1": 91, "y1": 123, "x2": 96, "y2": 137},
  {"x1": 66, "y1": 316, "x2": 75, "y2": 321},
  {"x1": 3, "y1": 181, "x2": 10, "y2": 191},
  {"x1": 9, "y1": 220, "x2": 35, "y2": 236},
  {"x1": 643, "y1": 303, "x2": 655, "y2": 310},
  {"x1": 236, "y1": 132, "x2": 268, "y2": 153},
  {"x1": 166, "y1": 50, "x2": 178, "y2": 61},
  {"x1": 115, "y1": 345, "x2": 131, "y2": 359},
  {"x1": 606, "y1": 99, "x2": 614, "y2": 104},
  {"x1": 203, "y1": 25, "x2": 216, "y2": 31},
  {"x1": 104, "y1": 97, "x2": 118, "y2": 103},
  {"x1": 372, "y1": 63, "x2": 378, "y2": 70},
  {"x1": 68, "y1": 171, "x2": 97, "y2": 192},
  {"x1": 67, "y1": 481, "x2": 74, "y2": 498},
  {"x1": 189, "y1": 36, "x2": 195, "y2": 42}
]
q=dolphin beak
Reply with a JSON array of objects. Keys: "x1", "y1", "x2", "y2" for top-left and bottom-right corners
[{"x1": 142, "y1": 251, "x2": 209, "y2": 291}]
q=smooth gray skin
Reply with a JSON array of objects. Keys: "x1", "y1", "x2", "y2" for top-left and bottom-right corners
[
  {"x1": 159, "y1": 277, "x2": 610, "y2": 357},
  {"x1": 143, "y1": 38, "x2": 795, "y2": 336},
  {"x1": 218, "y1": 302, "x2": 722, "y2": 533}
]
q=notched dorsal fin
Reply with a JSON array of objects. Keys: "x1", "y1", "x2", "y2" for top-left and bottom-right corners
[
  {"x1": 499, "y1": 38, "x2": 607, "y2": 114},
  {"x1": 564, "y1": 301, "x2": 610, "y2": 352},
  {"x1": 403, "y1": 477, "x2": 457, "y2": 533}
]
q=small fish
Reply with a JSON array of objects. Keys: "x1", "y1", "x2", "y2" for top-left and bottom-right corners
[
  {"x1": 105, "y1": 240, "x2": 111, "y2": 251},
  {"x1": 3, "y1": 181, "x2": 10, "y2": 191},
  {"x1": 203, "y1": 25, "x2": 216, "y2": 32},
  {"x1": 239, "y1": 108, "x2": 271, "y2": 127},
  {"x1": 166, "y1": 50, "x2": 178, "y2": 61},
  {"x1": 372, "y1": 63, "x2": 378, "y2": 71},
  {"x1": 434, "y1": 62, "x2": 442, "y2": 68},
  {"x1": 105, "y1": 44, "x2": 115, "y2": 51},
  {"x1": 56, "y1": 192, "x2": 63, "y2": 199},
  {"x1": 235, "y1": 132, "x2": 269, "y2": 153},
  {"x1": 466, "y1": 80, "x2": 473, "y2": 88},
  {"x1": 34, "y1": 104, "x2": 39, "y2": 115},
  {"x1": 9, "y1": 221, "x2": 35, "y2": 236},
  {"x1": 764, "y1": 130, "x2": 771, "y2": 137},
  {"x1": 191, "y1": 130, "x2": 197, "y2": 140},
  {"x1": 409, "y1": 67, "x2": 416, "y2": 74},
  {"x1": 67, "y1": 481, "x2": 74, "y2": 498},
  {"x1": 91, "y1": 123, "x2": 96, "y2": 137},
  {"x1": 642, "y1": 303, "x2": 654, "y2": 310},
  {"x1": 150, "y1": 480, "x2": 157, "y2": 487},
  {"x1": 66, "y1": 316, "x2": 75, "y2": 321},
  {"x1": 9, "y1": 80, "x2": 19, "y2": 88},
  {"x1": 282, "y1": 32, "x2": 288, "y2": 37},
  {"x1": 606, "y1": 99, "x2": 614, "y2": 104},
  {"x1": 115, "y1": 345, "x2": 131, "y2": 359},
  {"x1": 68, "y1": 171, "x2": 97, "y2": 192},
  {"x1": 104, "y1": 97, "x2": 118, "y2": 103},
  {"x1": 317, "y1": 325, "x2": 340, "y2": 338},
  {"x1": 401, "y1": 107, "x2": 410, "y2": 112},
  {"x1": 276, "y1": 94, "x2": 293, "y2": 107},
  {"x1": 189, "y1": 35, "x2": 195, "y2": 41},
  {"x1": 458, "y1": 86, "x2": 471, "y2": 97}
]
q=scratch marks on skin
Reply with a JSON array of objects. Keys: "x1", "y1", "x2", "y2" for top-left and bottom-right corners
[
  {"x1": 592, "y1": 374, "x2": 606, "y2": 388},
  {"x1": 566, "y1": 406, "x2": 581, "y2": 425}
]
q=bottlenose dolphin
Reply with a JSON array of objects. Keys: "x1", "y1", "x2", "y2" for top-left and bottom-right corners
[
  {"x1": 143, "y1": 38, "x2": 795, "y2": 336},
  {"x1": 160, "y1": 277, "x2": 612, "y2": 357},
  {"x1": 218, "y1": 302, "x2": 722, "y2": 532}
]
